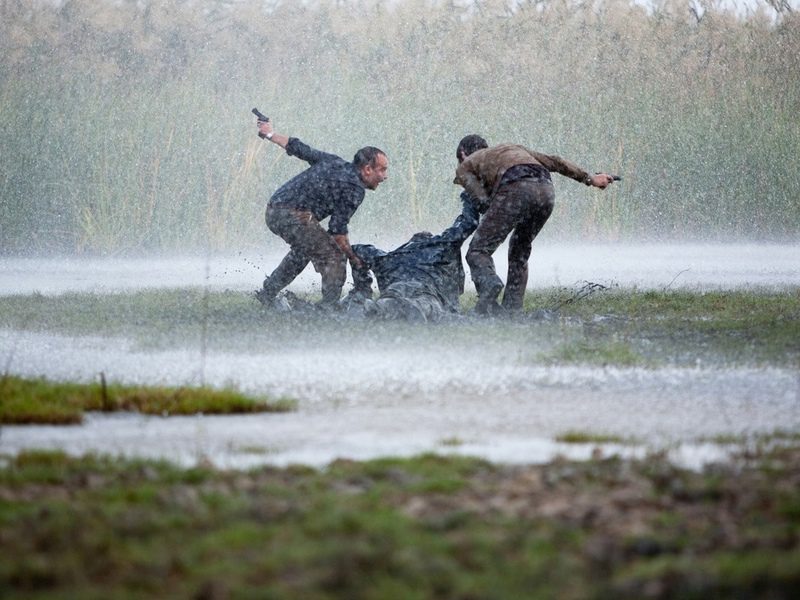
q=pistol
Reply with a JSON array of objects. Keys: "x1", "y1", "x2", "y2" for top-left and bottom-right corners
[
  {"x1": 252, "y1": 108, "x2": 269, "y2": 138},
  {"x1": 597, "y1": 172, "x2": 622, "y2": 181}
]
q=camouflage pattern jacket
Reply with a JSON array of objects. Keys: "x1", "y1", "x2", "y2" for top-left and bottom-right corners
[
  {"x1": 351, "y1": 192, "x2": 480, "y2": 313},
  {"x1": 269, "y1": 138, "x2": 366, "y2": 235}
]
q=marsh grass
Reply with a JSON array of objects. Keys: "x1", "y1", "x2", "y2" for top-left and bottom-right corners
[
  {"x1": 0, "y1": 375, "x2": 296, "y2": 425},
  {"x1": 524, "y1": 286, "x2": 800, "y2": 368},
  {"x1": 1, "y1": 286, "x2": 799, "y2": 369},
  {"x1": 1, "y1": 1, "x2": 798, "y2": 254},
  {"x1": 555, "y1": 430, "x2": 637, "y2": 444},
  {"x1": 546, "y1": 338, "x2": 647, "y2": 367},
  {"x1": 1, "y1": 443, "x2": 799, "y2": 598}
]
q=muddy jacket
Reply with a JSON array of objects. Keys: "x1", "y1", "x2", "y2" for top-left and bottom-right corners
[
  {"x1": 454, "y1": 143, "x2": 592, "y2": 204},
  {"x1": 351, "y1": 193, "x2": 480, "y2": 314},
  {"x1": 269, "y1": 138, "x2": 366, "y2": 235}
]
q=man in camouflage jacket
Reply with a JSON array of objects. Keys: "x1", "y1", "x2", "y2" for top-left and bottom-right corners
[{"x1": 453, "y1": 134, "x2": 616, "y2": 315}]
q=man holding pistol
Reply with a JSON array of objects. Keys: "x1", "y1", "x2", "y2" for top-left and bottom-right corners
[
  {"x1": 255, "y1": 118, "x2": 389, "y2": 308},
  {"x1": 454, "y1": 134, "x2": 616, "y2": 315}
]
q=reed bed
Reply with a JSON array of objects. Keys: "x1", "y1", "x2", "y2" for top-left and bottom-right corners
[{"x1": 1, "y1": 0, "x2": 798, "y2": 254}]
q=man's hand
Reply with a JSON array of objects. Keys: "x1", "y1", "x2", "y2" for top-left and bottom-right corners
[
  {"x1": 349, "y1": 256, "x2": 366, "y2": 271},
  {"x1": 257, "y1": 120, "x2": 273, "y2": 139},
  {"x1": 256, "y1": 120, "x2": 289, "y2": 148},
  {"x1": 331, "y1": 233, "x2": 364, "y2": 271},
  {"x1": 589, "y1": 173, "x2": 618, "y2": 189}
]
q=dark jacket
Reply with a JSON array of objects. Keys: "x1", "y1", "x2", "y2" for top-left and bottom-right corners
[
  {"x1": 352, "y1": 193, "x2": 480, "y2": 312},
  {"x1": 269, "y1": 138, "x2": 366, "y2": 235}
]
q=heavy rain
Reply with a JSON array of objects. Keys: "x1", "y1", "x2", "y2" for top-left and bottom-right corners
[
  {"x1": 3, "y1": 2, "x2": 800, "y2": 597},
  {"x1": 1, "y1": 0, "x2": 799, "y2": 466}
]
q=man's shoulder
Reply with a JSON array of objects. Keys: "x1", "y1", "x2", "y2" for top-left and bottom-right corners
[
  {"x1": 329, "y1": 162, "x2": 363, "y2": 187},
  {"x1": 464, "y1": 143, "x2": 524, "y2": 164},
  {"x1": 493, "y1": 142, "x2": 524, "y2": 150},
  {"x1": 470, "y1": 144, "x2": 540, "y2": 170},
  {"x1": 287, "y1": 138, "x2": 347, "y2": 164},
  {"x1": 491, "y1": 143, "x2": 532, "y2": 156}
]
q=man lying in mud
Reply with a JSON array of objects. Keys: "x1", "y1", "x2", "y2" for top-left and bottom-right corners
[
  {"x1": 269, "y1": 192, "x2": 480, "y2": 322},
  {"x1": 343, "y1": 197, "x2": 479, "y2": 322}
]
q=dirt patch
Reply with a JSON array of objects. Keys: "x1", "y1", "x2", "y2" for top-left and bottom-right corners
[{"x1": 1, "y1": 442, "x2": 799, "y2": 598}]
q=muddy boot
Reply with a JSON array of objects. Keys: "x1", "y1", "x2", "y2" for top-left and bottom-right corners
[
  {"x1": 472, "y1": 281, "x2": 503, "y2": 316},
  {"x1": 255, "y1": 276, "x2": 280, "y2": 306}
]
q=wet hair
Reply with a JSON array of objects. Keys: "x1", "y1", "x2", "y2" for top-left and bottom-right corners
[
  {"x1": 456, "y1": 134, "x2": 488, "y2": 160},
  {"x1": 353, "y1": 146, "x2": 386, "y2": 169}
]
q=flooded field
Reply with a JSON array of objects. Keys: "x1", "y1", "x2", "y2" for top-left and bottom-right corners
[
  {"x1": 1, "y1": 243, "x2": 799, "y2": 469},
  {"x1": 2, "y1": 242, "x2": 799, "y2": 295}
]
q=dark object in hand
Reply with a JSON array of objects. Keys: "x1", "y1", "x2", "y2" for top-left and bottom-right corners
[
  {"x1": 597, "y1": 172, "x2": 622, "y2": 181},
  {"x1": 252, "y1": 108, "x2": 269, "y2": 138}
]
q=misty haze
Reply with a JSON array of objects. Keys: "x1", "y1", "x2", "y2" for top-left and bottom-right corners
[{"x1": 3, "y1": 1, "x2": 800, "y2": 597}]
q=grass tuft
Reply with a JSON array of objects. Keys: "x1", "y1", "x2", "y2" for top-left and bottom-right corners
[
  {"x1": 555, "y1": 430, "x2": 635, "y2": 445},
  {"x1": 0, "y1": 375, "x2": 296, "y2": 425}
]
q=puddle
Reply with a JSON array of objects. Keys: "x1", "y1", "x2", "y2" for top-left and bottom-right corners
[
  {"x1": 1, "y1": 244, "x2": 799, "y2": 469},
  {"x1": 1, "y1": 328, "x2": 797, "y2": 470}
]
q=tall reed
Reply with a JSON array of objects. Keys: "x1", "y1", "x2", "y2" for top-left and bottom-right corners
[{"x1": 0, "y1": 0, "x2": 797, "y2": 254}]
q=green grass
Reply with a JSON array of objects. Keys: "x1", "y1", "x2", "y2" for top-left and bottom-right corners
[
  {"x1": 1, "y1": 286, "x2": 798, "y2": 370},
  {"x1": 546, "y1": 338, "x2": 647, "y2": 367},
  {"x1": 1, "y1": 443, "x2": 799, "y2": 598},
  {"x1": 555, "y1": 430, "x2": 636, "y2": 445},
  {"x1": 523, "y1": 286, "x2": 800, "y2": 368},
  {"x1": 0, "y1": 375, "x2": 296, "y2": 425}
]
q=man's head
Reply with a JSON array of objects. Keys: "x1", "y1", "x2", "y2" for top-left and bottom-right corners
[
  {"x1": 409, "y1": 231, "x2": 433, "y2": 243},
  {"x1": 354, "y1": 146, "x2": 389, "y2": 190},
  {"x1": 456, "y1": 134, "x2": 488, "y2": 163}
]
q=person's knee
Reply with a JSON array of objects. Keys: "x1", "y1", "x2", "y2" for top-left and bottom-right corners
[
  {"x1": 508, "y1": 248, "x2": 532, "y2": 267},
  {"x1": 317, "y1": 241, "x2": 345, "y2": 267},
  {"x1": 324, "y1": 259, "x2": 346, "y2": 283},
  {"x1": 466, "y1": 247, "x2": 487, "y2": 269}
]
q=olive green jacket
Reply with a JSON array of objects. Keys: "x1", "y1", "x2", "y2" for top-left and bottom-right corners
[{"x1": 454, "y1": 143, "x2": 592, "y2": 202}]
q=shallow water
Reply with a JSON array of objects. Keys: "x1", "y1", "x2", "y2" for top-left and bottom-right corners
[
  {"x1": 1, "y1": 242, "x2": 799, "y2": 296},
  {"x1": 1, "y1": 243, "x2": 799, "y2": 469}
]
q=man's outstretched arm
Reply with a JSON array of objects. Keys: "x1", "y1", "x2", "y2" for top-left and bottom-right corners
[
  {"x1": 528, "y1": 150, "x2": 617, "y2": 189},
  {"x1": 257, "y1": 119, "x2": 339, "y2": 164},
  {"x1": 441, "y1": 191, "x2": 480, "y2": 242}
]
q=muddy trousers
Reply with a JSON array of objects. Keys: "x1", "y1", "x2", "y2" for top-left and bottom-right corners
[
  {"x1": 466, "y1": 178, "x2": 555, "y2": 311},
  {"x1": 264, "y1": 206, "x2": 346, "y2": 305},
  {"x1": 374, "y1": 281, "x2": 447, "y2": 323}
]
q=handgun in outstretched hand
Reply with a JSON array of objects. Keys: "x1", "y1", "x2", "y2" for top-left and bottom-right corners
[{"x1": 252, "y1": 108, "x2": 269, "y2": 138}]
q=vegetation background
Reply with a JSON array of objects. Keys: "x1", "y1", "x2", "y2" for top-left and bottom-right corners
[{"x1": 1, "y1": 0, "x2": 798, "y2": 255}]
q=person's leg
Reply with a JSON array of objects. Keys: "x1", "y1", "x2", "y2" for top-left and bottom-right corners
[
  {"x1": 317, "y1": 253, "x2": 347, "y2": 306},
  {"x1": 375, "y1": 282, "x2": 433, "y2": 322},
  {"x1": 258, "y1": 207, "x2": 311, "y2": 304},
  {"x1": 274, "y1": 211, "x2": 346, "y2": 307},
  {"x1": 466, "y1": 182, "x2": 527, "y2": 314},
  {"x1": 261, "y1": 249, "x2": 309, "y2": 297},
  {"x1": 502, "y1": 182, "x2": 555, "y2": 311}
]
